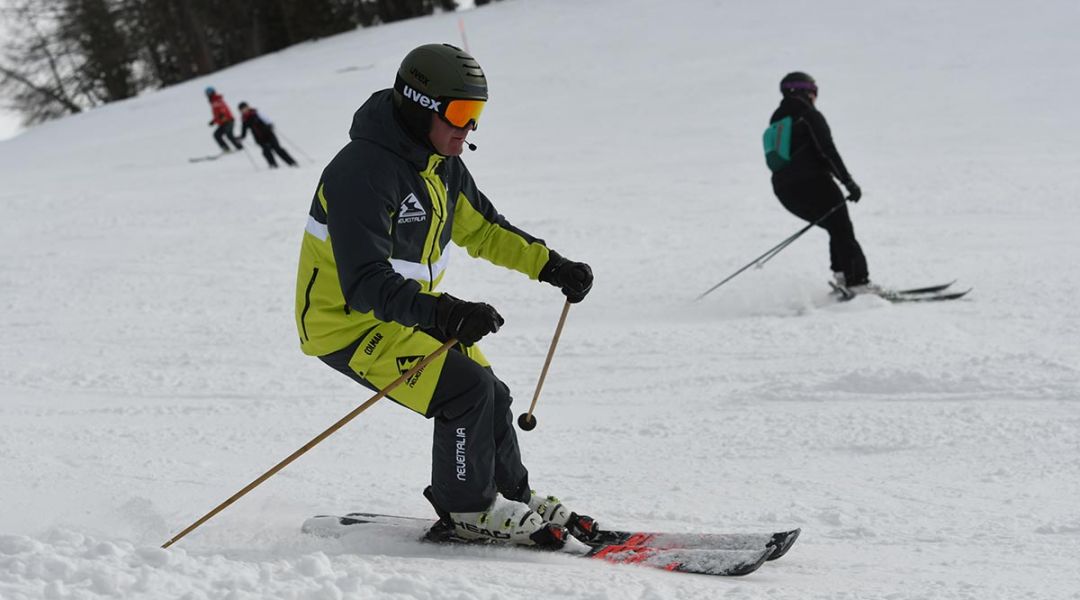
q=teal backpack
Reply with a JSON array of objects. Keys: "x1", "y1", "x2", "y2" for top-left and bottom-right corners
[{"x1": 762, "y1": 116, "x2": 793, "y2": 172}]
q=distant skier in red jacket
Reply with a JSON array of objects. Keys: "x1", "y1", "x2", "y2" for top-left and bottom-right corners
[
  {"x1": 206, "y1": 87, "x2": 243, "y2": 152},
  {"x1": 237, "y1": 102, "x2": 297, "y2": 168}
]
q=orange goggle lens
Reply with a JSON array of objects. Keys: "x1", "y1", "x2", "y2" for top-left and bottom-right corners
[{"x1": 442, "y1": 99, "x2": 485, "y2": 129}]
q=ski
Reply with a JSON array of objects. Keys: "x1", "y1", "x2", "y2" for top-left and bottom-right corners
[
  {"x1": 189, "y1": 154, "x2": 222, "y2": 163},
  {"x1": 829, "y1": 281, "x2": 971, "y2": 303},
  {"x1": 584, "y1": 537, "x2": 771, "y2": 576},
  {"x1": 585, "y1": 527, "x2": 800, "y2": 561},
  {"x1": 302, "y1": 512, "x2": 779, "y2": 577},
  {"x1": 879, "y1": 288, "x2": 972, "y2": 302},
  {"x1": 303, "y1": 512, "x2": 798, "y2": 557},
  {"x1": 189, "y1": 151, "x2": 240, "y2": 163},
  {"x1": 893, "y1": 280, "x2": 956, "y2": 295}
]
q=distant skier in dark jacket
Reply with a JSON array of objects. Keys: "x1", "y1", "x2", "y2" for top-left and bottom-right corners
[
  {"x1": 206, "y1": 87, "x2": 243, "y2": 152},
  {"x1": 768, "y1": 72, "x2": 872, "y2": 290},
  {"x1": 237, "y1": 102, "x2": 297, "y2": 168}
]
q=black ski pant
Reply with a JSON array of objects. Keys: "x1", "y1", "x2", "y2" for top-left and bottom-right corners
[
  {"x1": 258, "y1": 135, "x2": 297, "y2": 168},
  {"x1": 319, "y1": 339, "x2": 529, "y2": 514},
  {"x1": 773, "y1": 175, "x2": 869, "y2": 285},
  {"x1": 213, "y1": 121, "x2": 243, "y2": 151}
]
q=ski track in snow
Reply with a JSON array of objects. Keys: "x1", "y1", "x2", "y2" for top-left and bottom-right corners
[{"x1": 2, "y1": 0, "x2": 1080, "y2": 598}]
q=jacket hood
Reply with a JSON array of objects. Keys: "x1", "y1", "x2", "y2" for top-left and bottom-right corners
[{"x1": 349, "y1": 89, "x2": 432, "y2": 170}]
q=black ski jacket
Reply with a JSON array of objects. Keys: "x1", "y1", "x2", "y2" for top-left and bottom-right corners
[
  {"x1": 239, "y1": 109, "x2": 275, "y2": 144},
  {"x1": 769, "y1": 96, "x2": 853, "y2": 186}
]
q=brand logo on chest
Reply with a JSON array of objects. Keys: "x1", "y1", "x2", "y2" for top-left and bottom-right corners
[{"x1": 397, "y1": 192, "x2": 427, "y2": 224}]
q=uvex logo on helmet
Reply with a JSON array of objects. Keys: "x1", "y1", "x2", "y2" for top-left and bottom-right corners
[
  {"x1": 408, "y1": 67, "x2": 430, "y2": 85},
  {"x1": 403, "y1": 85, "x2": 442, "y2": 112}
]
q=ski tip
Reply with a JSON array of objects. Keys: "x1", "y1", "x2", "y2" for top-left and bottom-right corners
[
  {"x1": 765, "y1": 528, "x2": 801, "y2": 561},
  {"x1": 707, "y1": 547, "x2": 774, "y2": 577},
  {"x1": 300, "y1": 515, "x2": 340, "y2": 537}
]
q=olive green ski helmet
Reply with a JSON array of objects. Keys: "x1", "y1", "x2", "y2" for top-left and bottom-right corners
[
  {"x1": 395, "y1": 43, "x2": 487, "y2": 102},
  {"x1": 393, "y1": 44, "x2": 487, "y2": 139}
]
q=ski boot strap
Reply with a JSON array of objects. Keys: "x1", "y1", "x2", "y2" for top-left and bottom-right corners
[
  {"x1": 566, "y1": 512, "x2": 600, "y2": 543},
  {"x1": 529, "y1": 523, "x2": 569, "y2": 550}
]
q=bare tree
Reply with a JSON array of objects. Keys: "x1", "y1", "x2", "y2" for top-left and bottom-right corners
[
  {"x1": 0, "y1": 0, "x2": 88, "y2": 124},
  {"x1": 0, "y1": 0, "x2": 472, "y2": 126}
]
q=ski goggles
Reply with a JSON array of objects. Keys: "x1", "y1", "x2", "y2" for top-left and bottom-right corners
[
  {"x1": 395, "y1": 76, "x2": 486, "y2": 129},
  {"x1": 440, "y1": 98, "x2": 486, "y2": 129},
  {"x1": 784, "y1": 81, "x2": 818, "y2": 95}
]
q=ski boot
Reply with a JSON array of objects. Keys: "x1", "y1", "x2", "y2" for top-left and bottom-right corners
[{"x1": 422, "y1": 487, "x2": 567, "y2": 549}]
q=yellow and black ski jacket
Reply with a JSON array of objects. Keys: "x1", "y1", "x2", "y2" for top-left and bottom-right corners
[{"x1": 295, "y1": 90, "x2": 551, "y2": 357}]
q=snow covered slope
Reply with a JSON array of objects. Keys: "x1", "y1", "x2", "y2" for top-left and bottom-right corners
[{"x1": 2, "y1": 0, "x2": 1078, "y2": 597}]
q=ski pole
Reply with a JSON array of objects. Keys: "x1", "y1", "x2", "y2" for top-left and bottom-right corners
[
  {"x1": 458, "y1": 17, "x2": 470, "y2": 53},
  {"x1": 240, "y1": 144, "x2": 260, "y2": 172},
  {"x1": 276, "y1": 130, "x2": 315, "y2": 164},
  {"x1": 754, "y1": 202, "x2": 843, "y2": 268},
  {"x1": 696, "y1": 202, "x2": 845, "y2": 301},
  {"x1": 517, "y1": 300, "x2": 571, "y2": 431},
  {"x1": 751, "y1": 200, "x2": 842, "y2": 268},
  {"x1": 161, "y1": 338, "x2": 458, "y2": 549}
]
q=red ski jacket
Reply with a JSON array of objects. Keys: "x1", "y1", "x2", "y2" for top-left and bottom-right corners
[{"x1": 208, "y1": 94, "x2": 233, "y2": 125}]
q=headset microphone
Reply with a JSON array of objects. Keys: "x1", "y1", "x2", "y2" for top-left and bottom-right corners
[{"x1": 466, "y1": 141, "x2": 477, "y2": 151}]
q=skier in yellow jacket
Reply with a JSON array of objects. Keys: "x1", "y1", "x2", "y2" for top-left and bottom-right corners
[{"x1": 294, "y1": 44, "x2": 593, "y2": 548}]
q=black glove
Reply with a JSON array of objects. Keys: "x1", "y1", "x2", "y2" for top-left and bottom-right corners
[
  {"x1": 844, "y1": 180, "x2": 862, "y2": 203},
  {"x1": 435, "y1": 294, "x2": 504, "y2": 346},
  {"x1": 539, "y1": 251, "x2": 593, "y2": 303}
]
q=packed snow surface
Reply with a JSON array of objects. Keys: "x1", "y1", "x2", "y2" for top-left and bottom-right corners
[{"x1": 2, "y1": 0, "x2": 1078, "y2": 598}]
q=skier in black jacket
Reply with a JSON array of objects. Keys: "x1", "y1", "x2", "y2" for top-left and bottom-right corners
[
  {"x1": 237, "y1": 102, "x2": 297, "y2": 168},
  {"x1": 769, "y1": 72, "x2": 871, "y2": 290}
]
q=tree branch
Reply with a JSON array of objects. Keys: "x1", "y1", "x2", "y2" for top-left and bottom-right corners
[{"x1": 0, "y1": 64, "x2": 83, "y2": 113}]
